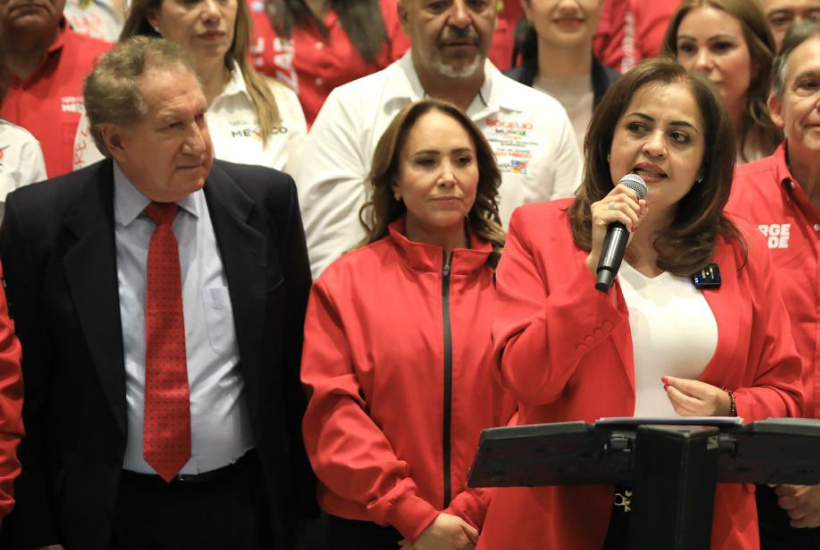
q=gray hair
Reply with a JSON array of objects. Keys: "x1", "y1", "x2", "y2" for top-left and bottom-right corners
[
  {"x1": 772, "y1": 19, "x2": 820, "y2": 97},
  {"x1": 83, "y1": 37, "x2": 200, "y2": 157}
]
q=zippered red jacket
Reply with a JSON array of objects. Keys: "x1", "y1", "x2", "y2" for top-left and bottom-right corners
[{"x1": 301, "y1": 219, "x2": 514, "y2": 542}]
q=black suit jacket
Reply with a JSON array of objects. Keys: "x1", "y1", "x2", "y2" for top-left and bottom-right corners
[{"x1": 0, "y1": 158, "x2": 317, "y2": 549}]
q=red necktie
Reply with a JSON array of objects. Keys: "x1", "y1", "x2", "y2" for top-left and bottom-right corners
[{"x1": 143, "y1": 202, "x2": 191, "y2": 482}]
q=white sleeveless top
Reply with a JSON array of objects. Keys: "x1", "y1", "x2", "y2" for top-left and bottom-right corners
[{"x1": 618, "y1": 261, "x2": 719, "y2": 417}]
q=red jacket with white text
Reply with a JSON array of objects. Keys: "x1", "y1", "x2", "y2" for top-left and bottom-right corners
[
  {"x1": 477, "y1": 200, "x2": 803, "y2": 550},
  {"x1": 301, "y1": 219, "x2": 514, "y2": 542}
]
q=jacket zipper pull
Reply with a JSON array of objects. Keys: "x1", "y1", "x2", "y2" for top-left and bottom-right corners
[{"x1": 443, "y1": 252, "x2": 452, "y2": 278}]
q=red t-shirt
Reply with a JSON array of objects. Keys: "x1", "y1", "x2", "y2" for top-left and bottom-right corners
[
  {"x1": 1, "y1": 20, "x2": 111, "y2": 178},
  {"x1": 491, "y1": 0, "x2": 523, "y2": 70},
  {"x1": 594, "y1": 0, "x2": 680, "y2": 72},
  {"x1": 727, "y1": 143, "x2": 820, "y2": 419},
  {"x1": 248, "y1": 0, "x2": 410, "y2": 126}
]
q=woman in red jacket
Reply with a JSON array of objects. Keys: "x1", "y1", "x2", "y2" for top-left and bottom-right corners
[
  {"x1": 477, "y1": 57, "x2": 804, "y2": 550},
  {"x1": 301, "y1": 98, "x2": 512, "y2": 550}
]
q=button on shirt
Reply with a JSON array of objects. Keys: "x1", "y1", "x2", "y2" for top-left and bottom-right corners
[
  {"x1": 0, "y1": 19, "x2": 111, "y2": 178},
  {"x1": 728, "y1": 142, "x2": 820, "y2": 419},
  {"x1": 73, "y1": 61, "x2": 307, "y2": 171},
  {"x1": 113, "y1": 163, "x2": 254, "y2": 474},
  {"x1": 289, "y1": 52, "x2": 583, "y2": 278}
]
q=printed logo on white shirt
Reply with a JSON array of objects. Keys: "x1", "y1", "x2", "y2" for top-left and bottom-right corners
[
  {"x1": 485, "y1": 118, "x2": 537, "y2": 175},
  {"x1": 61, "y1": 96, "x2": 85, "y2": 114},
  {"x1": 758, "y1": 223, "x2": 791, "y2": 249},
  {"x1": 229, "y1": 119, "x2": 289, "y2": 139}
]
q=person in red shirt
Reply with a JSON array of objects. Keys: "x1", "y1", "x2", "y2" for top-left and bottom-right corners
[
  {"x1": 0, "y1": 0, "x2": 110, "y2": 177},
  {"x1": 0, "y1": 261, "x2": 23, "y2": 527},
  {"x1": 593, "y1": 0, "x2": 680, "y2": 72},
  {"x1": 301, "y1": 98, "x2": 513, "y2": 550},
  {"x1": 727, "y1": 19, "x2": 820, "y2": 549},
  {"x1": 248, "y1": 0, "x2": 410, "y2": 126},
  {"x1": 489, "y1": 0, "x2": 522, "y2": 70}
]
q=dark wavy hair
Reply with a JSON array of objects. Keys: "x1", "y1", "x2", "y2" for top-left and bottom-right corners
[
  {"x1": 661, "y1": 0, "x2": 782, "y2": 162},
  {"x1": 568, "y1": 57, "x2": 745, "y2": 276},
  {"x1": 359, "y1": 98, "x2": 505, "y2": 266},
  {"x1": 268, "y1": 0, "x2": 388, "y2": 63}
]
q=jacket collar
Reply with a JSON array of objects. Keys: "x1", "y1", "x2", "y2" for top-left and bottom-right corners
[{"x1": 386, "y1": 217, "x2": 493, "y2": 274}]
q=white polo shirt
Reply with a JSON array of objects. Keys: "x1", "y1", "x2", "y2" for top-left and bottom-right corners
[
  {"x1": 287, "y1": 52, "x2": 583, "y2": 279},
  {"x1": 73, "y1": 62, "x2": 307, "y2": 172},
  {"x1": 0, "y1": 120, "x2": 47, "y2": 222}
]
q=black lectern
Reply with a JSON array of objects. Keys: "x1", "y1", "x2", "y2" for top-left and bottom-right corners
[{"x1": 468, "y1": 418, "x2": 820, "y2": 550}]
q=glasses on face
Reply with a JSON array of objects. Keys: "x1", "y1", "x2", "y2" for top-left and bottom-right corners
[{"x1": 768, "y1": 8, "x2": 820, "y2": 29}]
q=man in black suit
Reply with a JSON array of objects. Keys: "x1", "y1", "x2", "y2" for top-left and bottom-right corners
[{"x1": 0, "y1": 36, "x2": 315, "y2": 550}]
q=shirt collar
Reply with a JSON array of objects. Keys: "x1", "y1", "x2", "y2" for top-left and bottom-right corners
[
  {"x1": 46, "y1": 16, "x2": 68, "y2": 55},
  {"x1": 386, "y1": 216, "x2": 493, "y2": 274},
  {"x1": 10, "y1": 17, "x2": 68, "y2": 86},
  {"x1": 774, "y1": 141, "x2": 800, "y2": 191},
  {"x1": 392, "y1": 51, "x2": 521, "y2": 116},
  {"x1": 113, "y1": 161, "x2": 200, "y2": 227},
  {"x1": 211, "y1": 59, "x2": 247, "y2": 103}
]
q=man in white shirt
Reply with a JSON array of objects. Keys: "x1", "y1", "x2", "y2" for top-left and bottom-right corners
[{"x1": 289, "y1": 0, "x2": 582, "y2": 278}]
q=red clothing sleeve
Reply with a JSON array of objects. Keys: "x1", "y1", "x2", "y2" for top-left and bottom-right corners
[
  {"x1": 493, "y1": 208, "x2": 630, "y2": 406},
  {"x1": 730, "y1": 224, "x2": 804, "y2": 421},
  {"x1": 301, "y1": 280, "x2": 439, "y2": 542},
  {"x1": 0, "y1": 262, "x2": 23, "y2": 523}
]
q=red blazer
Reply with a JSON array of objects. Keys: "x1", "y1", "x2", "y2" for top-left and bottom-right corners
[
  {"x1": 477, "y1": 200, "x2": 803, "y2": 550},
  {"x1": 301, "y1": 220, "x2": 514, "y2": 542},
  {"x1": 0, "y1": 262, "x2": 23, "y2": 524}
]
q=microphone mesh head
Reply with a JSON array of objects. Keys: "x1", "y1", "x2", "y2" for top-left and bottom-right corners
[{"x1": 620, "y1": 174, "x2": 648, "y2": 200}]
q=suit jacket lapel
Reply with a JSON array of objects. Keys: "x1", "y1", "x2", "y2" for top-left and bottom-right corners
[
  {"x1": 204, "y1": 164, "x2": 268, "y2": 423},
  {"x1": 62, "y1": 160, "x2": 128, "y2": 434}
]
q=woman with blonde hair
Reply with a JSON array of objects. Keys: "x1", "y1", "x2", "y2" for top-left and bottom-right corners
[
  {"x1": 301, "y1": 98, "x2": 513, "y2": 550},
  {"x1": 661, "y1": 0, "x2": 782, "y2": 163},
  {"x1": 73, "y1": 0, "x2": 306, "y2": 170}
]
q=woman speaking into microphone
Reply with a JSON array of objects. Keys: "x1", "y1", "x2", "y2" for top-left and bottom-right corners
[{"x1": 476, "y1": 57, "x2": 803, "y2": 550}]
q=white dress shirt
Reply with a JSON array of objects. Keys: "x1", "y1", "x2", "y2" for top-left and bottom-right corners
[
  {"x1": 0, "y1": 119, "x2": 47, "y2": 223},
  {"x1": 74, "y1": 62, "x2": 307, "y2": 171},
  {"x1": 288, "y1": 52, "x2": 583, "y2": 279},
  {"x1": 113, "y1": 163, "x2": 254, "y2": 475}
]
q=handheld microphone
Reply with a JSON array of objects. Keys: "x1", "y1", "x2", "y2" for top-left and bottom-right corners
[{"x1": 595, "y1": 174, "x2": 648, "y2": 293}]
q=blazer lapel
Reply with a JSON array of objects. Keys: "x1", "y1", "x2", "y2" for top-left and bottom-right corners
[
  {"x1": 204, "y1": 165, "x2": 268, "y2": 423},
  {"x1": 62, "y1": 160, "x2": 127, "y2": 434}
]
